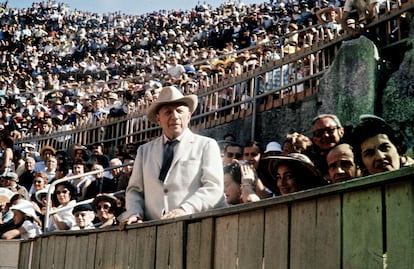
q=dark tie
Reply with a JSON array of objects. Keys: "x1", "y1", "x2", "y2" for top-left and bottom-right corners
[
  {"x1": 97, "y1": 180, "x2": 103, "y2": 193},
  {"x1": 159, "y1": 140, "x2": 179, "y2": 182}
]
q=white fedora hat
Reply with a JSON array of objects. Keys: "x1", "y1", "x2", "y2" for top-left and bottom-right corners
[{"x1": 146, "y1": 86, "x2": 198, "y2": 123}]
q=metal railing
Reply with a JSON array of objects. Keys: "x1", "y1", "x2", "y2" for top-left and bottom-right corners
[{"x1": 43, "y1": 162, "x2": 131, "y2": 232}]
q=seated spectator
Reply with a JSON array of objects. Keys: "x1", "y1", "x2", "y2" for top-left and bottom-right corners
[
  {"x1": 71, "y1": 203, "x2": 95, "y2": 230},
  {"x1": 48, "y1": 181, "x2": 77, "y2": 232},
  {"x1": 71, "y1": 145, "x2": 90, "y2": 163},
  {"x1": 243, "y1": 141, "x2": 273, "y2": 200},
  {"x1": 351, "y1": 115, "x2": 414, "y2": 176},
  {"x1": 0, "y1": 187, "x2": 15, "y2": 231},
  {"x1": 1, "y1": 199, "x2": 42, "y2": 240},
  {"x1": 20, "y1": 157, "x2": 37, "y2": 193},
  {"x1": 1, "y1": 172, "x2": 29, "y2": 200},
  {"x1": 116, "y1": 154, "x2": 134, "y2": 191},
  {"x1": 44, "y1": 156, "x2": 58, "y2": 183},
  {"x1": 309, "y1": 114, "x2": 345, "y2": 176},
  {"x1": 222, "y1": 142, "x2": 243, "y2": 165},
  {"x1": 84, "y1": 163, "x2": 116, "y2": 200},
  {"x1": 326, "y1": 143, "x2": 360, "y2": 183},
  {"x1": 30, "y1": 172, "x2": 49, "y2": 202},
  {"x1": 258, "y1": 153, "x2": 328, "y2": 195},
  {"x1": 223, "y1": 162, "x2": 243, "y2": 205},
  {"x1": 35, "y1": 146, "x2": 57, "y2": 173},
  {"x1": 109, "y1": 158, "x2": 125, "y2": 191},
  {"x1": 92, "y1": 194, "x2": 120, "y2": 228},
  {"x1": 68, "y1": 159, "x2": 93, "y2": 201}
]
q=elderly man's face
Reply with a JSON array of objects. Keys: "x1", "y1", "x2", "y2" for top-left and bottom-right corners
[
  {"x1": 360, "y1": 134, "x2": 400, "y2": 175},
  {"x1": 156, "y1": 104, "x2": 191, "y2": 140},
  {"x1": 312, "y1": 117, "x2": 343, "y2": 151}
]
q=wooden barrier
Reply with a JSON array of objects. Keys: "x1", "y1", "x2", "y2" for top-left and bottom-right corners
[{"x1": 8, "y1": 166, "x2": 413, "y2": 269}]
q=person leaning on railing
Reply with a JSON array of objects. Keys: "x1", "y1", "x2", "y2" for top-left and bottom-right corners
[{"x1": 118, "y1": 86, "x2": 227, "y2": 227}]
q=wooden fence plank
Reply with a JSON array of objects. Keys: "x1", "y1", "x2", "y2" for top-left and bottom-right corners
[
  {"x1": 186, "y1": 219, "x2": 215, "y2": 269},
  {"x1": 133, "y1": 226, "x2": 156, "y2": 268},
  {"x1": 315, "y1": 195, "x2": 341, "y2": 268},
  {"x1": 290, "y1": 200, "x2": 318, "y2": 269},
  {"x1": 64, "y1": 236, "x2": 78, "y2": 269},
  {"x1": 342, "y1": 187, "x2": 384, "y2": 269},
  {"x1": 52, "y1": 235, "x2": 68, "y2": 268},
  {"x1": 385, "y1": 180, "x2": 414, "y2": 269},
  {"x1": 40, "y1": 234, "x2": 52, "y2": 267},
  {"x1": 85, "y1": 233, "x2": 97, "y2": 269},
  {"x1": 96, "y1": 231, "x2": 117, "y2": 269},
  {"x1": 186, "y1": 222, "x2": 202, "y2": 269},
  {"x1": 214, "y1": 214, "x2": 239, "y2": 269},
  {"x1": 114, "y1": 230, "x2": 130, "y2": 269},
  {"x1": 238, "y1": 209, "x2": 264, "y2": 269},
  {"x1": 263, "y1": 204, "x2": 289, "y2": 269},
  {"x1": 155, "y1": 222, "x2": 184, "y2": 269},
  {"x1": 17, "y1": 240, "x2": 29, "y2": 269},
  {"x1": 31, "y1": 237, "x2": 43, "y2": 269}
]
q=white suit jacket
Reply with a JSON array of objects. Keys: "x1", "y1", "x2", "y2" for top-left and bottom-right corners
[{"x1": 121, "y1": 129, "x2": 227, "y2": 221}]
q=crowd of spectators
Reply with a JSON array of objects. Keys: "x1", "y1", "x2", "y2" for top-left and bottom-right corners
[
  {"x1": 0, "y1": 0, "x2": 358, "y2": 140},
  {"x1": 0, "y1": 0, "x2": 405, "y2": 239}
]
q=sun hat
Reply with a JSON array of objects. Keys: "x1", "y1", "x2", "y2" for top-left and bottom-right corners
[
  {"x1": 10, "y1": 199, "x2": 38, "y2": 219},
  {"x1": 3, "y1": 172, "x2": 19, "y2": 182},
  {"x1": 71, "y1": 145, "x2": 89, "y2": 160},
  {"x1": 40, "y1": 145, "x2": 57, "y2": 156},
  {"x1": 0, "y1": 187, "x2": 14, "y2": 203},
  {"x1": 108, "y1": 92, "x2": 118, "y2": 100},
  {"x1": 35, "y1": 185, "x2": 54, "y2": 203},
  {"x1": 264, "y1": 141, "x2": 282, "y2": 154},
  {"x1": 92, "y1": 194, "x2": 118, "y2": 212},
  {"x1": 146, "y1": 86, "x2": 198, "y2": 123},
  {"x1": 258, "y1": 153, "x2": 324, "y2": 195}
]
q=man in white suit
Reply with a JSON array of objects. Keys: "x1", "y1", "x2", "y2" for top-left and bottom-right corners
[{"x1": 119, "y1": 86, "x2": 226, "y2": 226}]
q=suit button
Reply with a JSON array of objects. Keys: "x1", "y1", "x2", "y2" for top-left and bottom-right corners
[{"x1": 164, "y1": 188, "x2": 168, "y2": 193}]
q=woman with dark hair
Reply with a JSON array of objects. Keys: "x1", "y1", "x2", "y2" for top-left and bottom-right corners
[
  {"x1": 223, "y1": 162, "x2": 243, "y2": 205},
  {"x1": 47, "y1": 181, "x2": 77, "y2": 231},
  {"x1": 351, "y1": 115, "x2": 414, "y2": 176},
  {"x1": 258, "y1": 153, "x2": 327, "y2": 195}
]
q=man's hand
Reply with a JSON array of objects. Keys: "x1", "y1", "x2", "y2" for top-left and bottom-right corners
[{"x1": 161, "y1": 208, "x2": 186, "y2": 219}]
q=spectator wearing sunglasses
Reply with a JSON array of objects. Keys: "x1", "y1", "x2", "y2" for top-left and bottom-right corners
[
  {"x1": 309, "y1": 114, "x2": 345, "y2": 177},
  {"x1": 222, "y1": 143, "x2": 243, "y2": 165},
  {"x1": 48, "y1": 181, "x2": 76, "y2": 232},
  {"x1": 92, "y1": 194, "x2": 120, "y2": 228}
]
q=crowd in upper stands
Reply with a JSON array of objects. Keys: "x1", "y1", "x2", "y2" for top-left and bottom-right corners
[
  {"x1": 0, "y1": 0, "x2": 410, "y2": 239},
  {"x1": 0, "y1": 0, "x2": 358, "y2": 139}
]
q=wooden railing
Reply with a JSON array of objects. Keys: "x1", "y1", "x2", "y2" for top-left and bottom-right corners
[
  {"x1": 4, "y1": 166, "x2": 412, "y2": 269},
  {"x1": 14, "y1": 1, "x2": 414, "y2": 152}
]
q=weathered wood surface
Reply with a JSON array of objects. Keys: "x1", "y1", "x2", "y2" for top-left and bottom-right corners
[{"x1": 7, "y1": 167, "x2": 414, "y2": 269}]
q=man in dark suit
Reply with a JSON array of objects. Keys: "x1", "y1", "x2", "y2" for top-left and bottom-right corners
[{"x1": 84, "y1": 163, "x2": 116, "y2": 200}]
